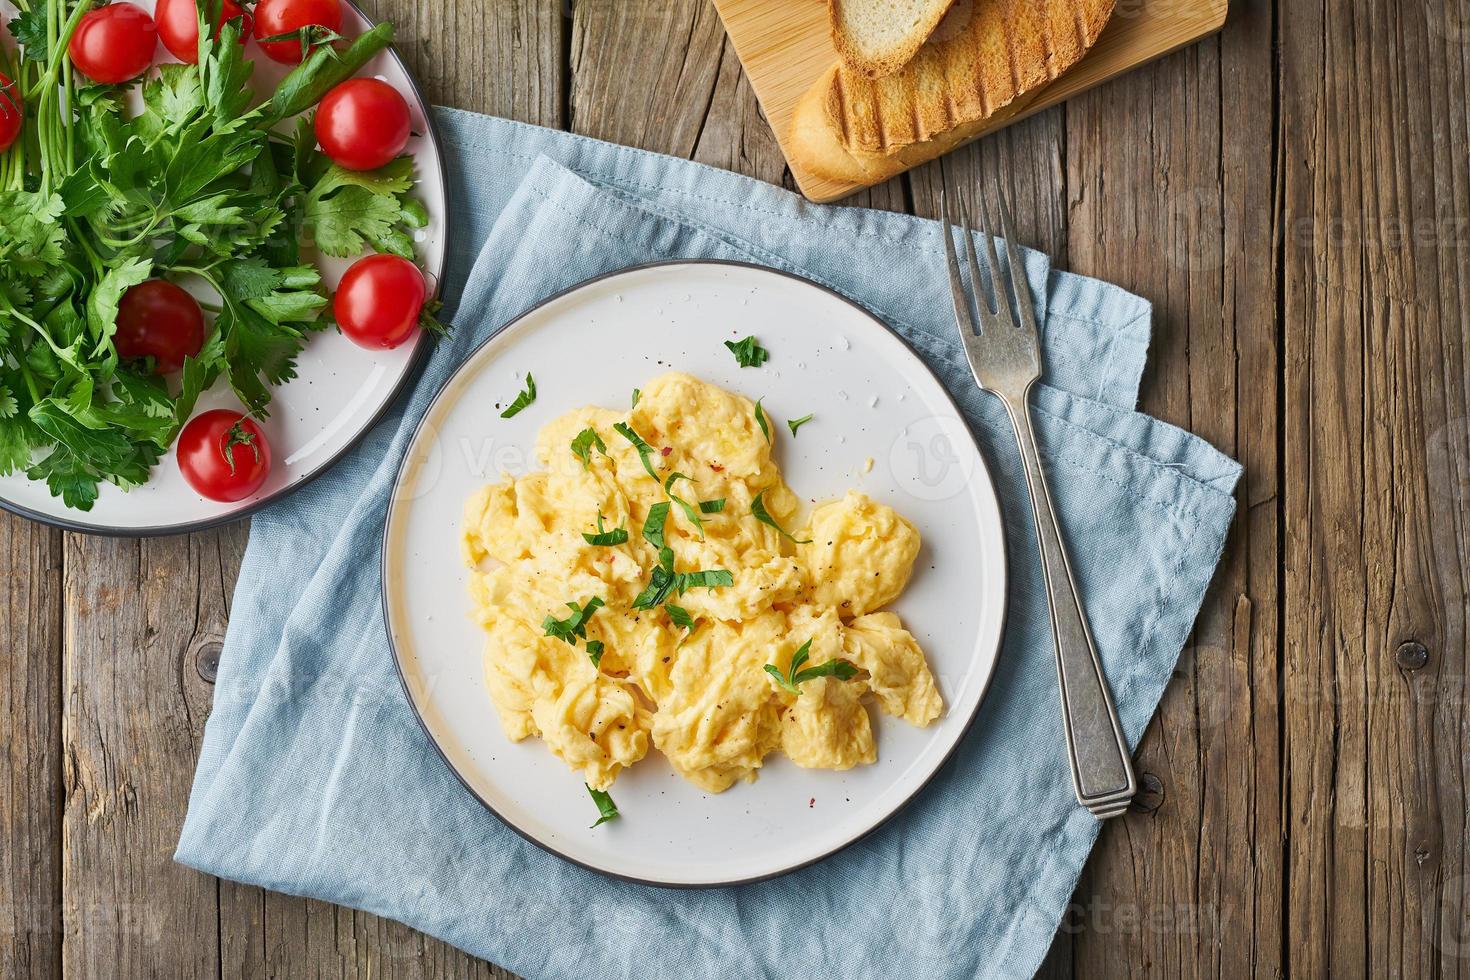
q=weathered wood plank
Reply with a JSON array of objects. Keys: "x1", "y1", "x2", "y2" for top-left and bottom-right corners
[
  {"x1": 1059, "y1": 9, "x2": 1284, "y2": 976},
  {"x1": 1281, "y1": 0, "x2": 1470, "y2": 976},
  {"x1": 59, "y1": 529, "x2": 243, "y2": 977},
  {"x1": 0, "y1": 513, "x2": 63, "y2": 980}
]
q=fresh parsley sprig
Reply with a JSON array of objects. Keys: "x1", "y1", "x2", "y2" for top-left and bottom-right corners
[
  {"x1": 764, "y1": 639, "x2": 861, "y2": 696},
  {"x1": 787, "y1": 414, "x2": 814, "y2": 437}
]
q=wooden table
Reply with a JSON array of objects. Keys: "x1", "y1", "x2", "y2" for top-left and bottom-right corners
[{"x1": 2, "y1": 1, "x2": 1466, "y2": 976}]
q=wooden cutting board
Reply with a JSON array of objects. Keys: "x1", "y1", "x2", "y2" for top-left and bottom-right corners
[{"x1": 710, "y1": 0, "x2": 1229, "y2": 202}]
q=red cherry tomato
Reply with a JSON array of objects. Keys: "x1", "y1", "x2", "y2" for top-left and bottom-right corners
[
  {"x1": 177, "y1": 410, "x2": 271, "y2": 502},
  {"x1": 114, "y1": 279, "x2": 206, "y2": 374},
  {"x1": 254, "y1": 0, "x2": 343, "y2": 63},
  {"x1": 0, "y1": 73, "x2": 22, "y2": 153},
  {"x1": 155, "y1": 0, "x2": 251, "y2": 64},
  {"x1": 315, "y1": 78, "x2": 412, "y2": 171},
  {"x1": 68, "y1": 3, "x2": 157, "y2": 84},
  {"x1": 333, "y1": 254, "x2": 427, "y2": 350}
]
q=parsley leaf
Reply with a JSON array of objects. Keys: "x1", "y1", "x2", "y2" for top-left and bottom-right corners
[
  {"x1": 752, "y1": 489, "x2": 811, "y2": 544},
  {"x1": 724, "y1": 335, "x2": 769, "y2": 368},
  {"x1": 632, "y1": 566, "x2": 677, "y2": 610},
  {"x1": 630, "y1": 388, "x2": 641, "y2": 409},
  {"x1": 614, "y1": 421, "x2": 660, "y2": 481},
  {"x1": 586, "y1": 640, "x2": 605, "y2": 668},
  {"x1": 763, "y1": 639, "x2": 860, "y2": 696},
  {"x1": 500, "y1": 374, "x2": 536, "y2": 418},
  {"x1": 666, "y1": 603, "x2": 701, "y2": 644},
  {"x1": 542, "y1": 597, "x2": 605, "y2": 645},
  {"x1": 582, "y1": 512, "x2": 629, "y2": 546},
  {"x1": 587, "y1": 784, "x2": 619, "y2": 828},
  {"x1": 699, "y1": 498, "x2": 726, "y2": 514},
  {"x1": 676, "y1": 569, "x2": 734, "y2": 592},
  {"x1": 663, "y1": 471, "x2": 705, "y2": 538},
  {"x1": 570, "y1": 427, "x2": 607, "y2": 469},
  {"x1": 302, "y1": 157, "x2": 423, "y2": 259},
  {"x1": 754, "y1": 397, "x2": 771, "y2": 444},
  {"x1": 787, "y1": 414, "x2": 814, "y2": 437}
]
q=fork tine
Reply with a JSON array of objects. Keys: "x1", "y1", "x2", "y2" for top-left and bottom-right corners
[
  {"x1": 940, "y1": 192, "x2": 976, "y2": 336},
  {"x1": 972, "y1": 192, "x2": 1016, "y2": 330},
  {"x1": 992, "y1": 182, "x2": 1038, "y2": 335}
]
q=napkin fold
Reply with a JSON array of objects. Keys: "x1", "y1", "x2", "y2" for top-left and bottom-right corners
[{"x1": 176, "y1": 108, "x2": 1240, "y2": 980}]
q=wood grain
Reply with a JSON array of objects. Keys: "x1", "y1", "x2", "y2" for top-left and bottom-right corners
[
  {"x1": 0, "y1": 514, "x2": 62, "y2": 980},
  {"x1": 710, "y1": 0, "x2": 1230, "y2": 202},
  {"x1": 1280, "y1": 0, "x2": 1470, "y2": 976},
  {"x1": 0, "y1": 0, "x2": 1466, "y2": 978}
]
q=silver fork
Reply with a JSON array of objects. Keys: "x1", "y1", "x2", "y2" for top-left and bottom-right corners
[{"x1": 940, "y1": 189, "x2": 1137, "y2": 820}]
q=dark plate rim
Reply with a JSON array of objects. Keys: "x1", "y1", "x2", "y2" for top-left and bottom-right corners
[
  {"x1": 381, "y1": 258, "x2": 1011, "y2": 889},
  {"x1": 0, "y1": 0, "x2": 450, "y2": 539}
]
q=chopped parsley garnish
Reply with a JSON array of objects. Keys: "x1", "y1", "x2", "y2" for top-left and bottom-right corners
[
  {"x1": 582, "y1": 512, "x2": 628, "y2": 547},
  {"x1": 586, "y1": 640, "x2": 605, "y2": 667},
  {"x1": 752, "y1": 489, "x2": 811, "y2": 544},
  {"x1": 631, "y1": 388, "x2": 641, "y2": 409},
  {"x1": 570, "y1": 427, "x2": 608, "y2": 469},
  {"x1": 542, "y1": 597, "x2": 604, "y2": 645},
  {"x1": 724, "y1": 335, "x2": 770, "y2": 368},
  {"x1": 763, "y1": 639, "x2": 860, "y2": 696},
  {"x1": 787, "y1": 414, "x2": 814, "y2": 437},
  {"x1": 642, "y1": 501, "x2": 672, "y2": 555},
  {"x1": 500, "y1": 373, "x2": 536, "y2": 418},
  {"x1": 663, "y1": 472, "x2": 705, "y2": 538},
  {"x1": 699, "y1": 498, "x2": 726, "y2": 514},
  {"x1": 614, "y1": 422, "x2": 660, "y2": 481},
  {"x1": 754, "y1": 398, "x2": 771, "y2": 444},
  {"x1": 667, "y1": 603, "x2": 695, "y2": 629},
  {"x1": 677, "y1": 569, "x2": 734, "y2": 592},
  {"x1": 587, "y1": 784, "x2": 619, "y2": 828},
  {"x1": 632, "y1": 566, "x2": 678, "y2": 610}
]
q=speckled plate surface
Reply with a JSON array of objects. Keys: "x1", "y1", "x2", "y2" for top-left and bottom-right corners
[
  {"x1": 382, "y1": 261, "x2": 1008, "y2": 887},
  {"x1": 0, "y1": 0, "x2": 447, "y2": 535}
]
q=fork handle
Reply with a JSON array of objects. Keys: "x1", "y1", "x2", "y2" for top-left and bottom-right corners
[{"x1": 1005, "y1": 392, "x2": 1137, "y2": 817}]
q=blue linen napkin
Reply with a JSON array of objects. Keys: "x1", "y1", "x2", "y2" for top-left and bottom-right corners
[{"x1": 176, "y1": 107, "x2": 1241, "y2": 980}]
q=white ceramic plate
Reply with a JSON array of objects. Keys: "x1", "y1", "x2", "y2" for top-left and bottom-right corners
[
  {"x1": 0, "y1": 0, "x2": 447, "y2": 535},
  {"x1": 384, "y1": 262, "x2": 1007, "y2": 886}
]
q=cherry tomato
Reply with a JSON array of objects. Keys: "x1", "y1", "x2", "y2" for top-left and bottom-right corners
[
  {"x1": 254, "y1": 0, "x2": 343, "y2": 64},
  {"x1": 114, "y1": 279, "x2": 206, "y2": 374},
  {"x1": 315, "y1": 78, "x2": 412, "y2": 171},
  {"x1": 177, "y1": 410, "x2": 271, "y2": 502},
  {"x1": 155, "y1": 0, "x2": 251, "y2": 64},
  {"x1": 0, "y1": 73, "x2": 22, "y2": 153},
  {"x1": 333, "y1": 254, "x2": 427, "y2": 350},
  {"x1": 68, "y1": 3, "x2": 157, "y2": 84}
]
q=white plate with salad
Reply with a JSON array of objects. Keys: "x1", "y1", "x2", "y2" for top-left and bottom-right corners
[{"x1": 0, "y1": 0, "x2": 446, "y2": 534}]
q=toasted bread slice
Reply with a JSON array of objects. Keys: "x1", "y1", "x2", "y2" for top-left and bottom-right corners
[
  {"x1": 829, "y1": 0, "x2": 959, "y2": 78},
  {"x1": 792, "y1": 0, "x2": 1116, "y2": 183}
]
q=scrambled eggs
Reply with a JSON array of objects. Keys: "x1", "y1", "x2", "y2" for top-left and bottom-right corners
[{"x1": 462, "y1": 372, "x2": 943, "y2": 795}]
